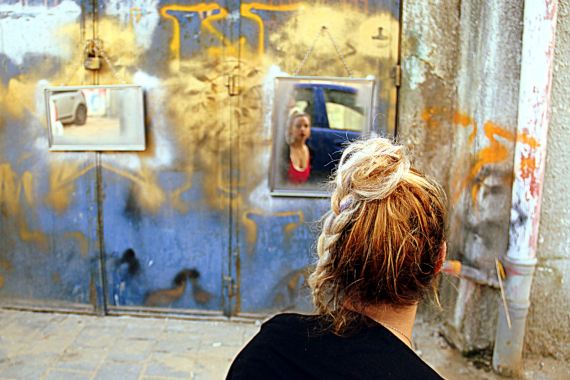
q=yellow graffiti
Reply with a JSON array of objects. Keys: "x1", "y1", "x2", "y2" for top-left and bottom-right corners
[
  {"x1": 0, "y1": 258, "x2": 13, "y2": 271},
  {"x1": 170, "y1": 167, "x2": 194, "y2": 213},
  {"x1": 1, "y1": 164, "x2": 49, "y2": 250},
  {"x1": 0, "y1": 164, "x2": 36, "y2": 224},
  {"x1": 18, "y1": 218, "x2": 48, "y2": 249},
  {"x1": 0, "y1": 164, "x2": 21, "y2": 216},
  {"x1": 64, "y1": 232, "x2": 88, "y2": 257},
  {"x1": 101, "y1": 163, "x2": 165, "y2": 213},
  {"x1": 241, "y1": 2, "x2": 308, "y2": 56},
  {"x1": 242, "y1": 210, "x2": 304, "y2": 245},
  {"x1": 46, "y1": 160, "x2": 95, "y2": 212},
  {"x1": 160, "y1": 3, "x2": 228, "y2": 62}
]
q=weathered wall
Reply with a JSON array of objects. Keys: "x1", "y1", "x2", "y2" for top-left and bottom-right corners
[
  {"x1": 526, "y1": 0, "x2": 570, "y2": 361},
  {"x1": 400, "y1": 0, "x2": 524, "y2": 352}
]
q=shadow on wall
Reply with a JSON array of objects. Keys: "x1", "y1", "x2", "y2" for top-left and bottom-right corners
[{"x1": 112, "y1": 248, "x2": 213, "y2": 308}]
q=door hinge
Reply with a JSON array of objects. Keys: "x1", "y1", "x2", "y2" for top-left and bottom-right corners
[
  {"x1": 225, "y1": 74, "x2": 241, "y2": 96},
  {"x1": 223, "y1": 276, "x2": 238, "y2": 298},
  {"x1": 391, "y1": 65, "x2": 401, "y2": 87}
]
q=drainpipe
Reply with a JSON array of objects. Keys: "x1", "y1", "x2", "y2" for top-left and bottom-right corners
[{"x1": 492, "y1": 0, "x2": 558, "y2": 377}]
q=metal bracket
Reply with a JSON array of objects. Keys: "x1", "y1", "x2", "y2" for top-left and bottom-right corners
[
  {"x1": 223, "y1": 276, "x2": 237, "y2": 298},
  {"x1": 391, "y1": 65, "x2": 401, "y2": 87},
  {"x1": 225, "y1": 74, "x2": 240, "y2": 96}
]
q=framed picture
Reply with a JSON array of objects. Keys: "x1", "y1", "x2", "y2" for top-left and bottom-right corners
[
  {"x1": 270, "y1": 77, "x2": 375, "y2": 197},
  {"x1": 44, "y1": 85, "x2": 145, "y2": 151}
]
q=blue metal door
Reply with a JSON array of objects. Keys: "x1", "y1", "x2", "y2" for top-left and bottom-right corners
[
  {"x1": 232, "y1": 0, "x2": 401, "y2": 316},
  {"x1": 0, "y1": 0, "x2": 399, "y2": 317}
]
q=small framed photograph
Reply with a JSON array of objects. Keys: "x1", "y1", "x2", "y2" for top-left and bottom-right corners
[
  {"x1": 45, "y1": 85, "x2": 145, "y2": 151},
  {"x1": 270, "y1": 77, "x2": 375, "y2": 197}
]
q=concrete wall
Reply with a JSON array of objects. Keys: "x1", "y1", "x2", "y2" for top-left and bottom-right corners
[
  {"x1": 526, "y1": 0, "x2": 570, "y2": 361},
  {"x1": 400, "y1": 0, "x2": 525, "y2": 352},
  {"x1": 402, "y1": 0, "x2": 570, "y2": 360}
]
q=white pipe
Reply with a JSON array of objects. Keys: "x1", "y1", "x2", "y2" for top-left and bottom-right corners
[{"x1": 492, "y1": 0, "x2": 558, "y2": 377}]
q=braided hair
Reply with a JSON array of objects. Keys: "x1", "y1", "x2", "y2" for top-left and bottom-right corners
[{"x1": 308, "y1": 137, "x2": 447, "y2": 334}]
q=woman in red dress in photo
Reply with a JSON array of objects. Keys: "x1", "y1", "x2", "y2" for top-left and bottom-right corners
[{"x1": 286, "y1": 111, "x2": 312, "y2": 184}]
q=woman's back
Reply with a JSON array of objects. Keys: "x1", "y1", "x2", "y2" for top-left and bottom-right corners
[
  {"x1": 227, "y1": 137, "x2": 448, "y2": 379},
  {"x1": 227, "y1": 313, "x2": 443, "y2": 380}
]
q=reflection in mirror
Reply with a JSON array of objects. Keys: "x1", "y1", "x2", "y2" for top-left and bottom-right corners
[
  {"x1": 45, "y1": 85, "x2": 145, "y2": 151},
  {"x1": 270, "y1": 77, "x2": 375, "y2": 197}
]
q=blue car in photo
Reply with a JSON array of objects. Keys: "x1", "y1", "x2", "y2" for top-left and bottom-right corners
[{"x1": 293, "y1": 83, "x2": 366, "y2": 180}]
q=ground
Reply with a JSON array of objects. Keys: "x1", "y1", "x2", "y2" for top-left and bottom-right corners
[{"x1": 0, "y1": 309, "x2": 567, "y2": 380}]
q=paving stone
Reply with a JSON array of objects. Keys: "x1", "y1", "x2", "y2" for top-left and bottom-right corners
[
  {"x1": 154, "y1": 331, "x2": 201, "y2": 353},
  {"x1": 200, "y1": 325, "x2": 245, "y2": 347},
  {"x1": 54, "y1": 346, "x2": 107, "y2": 371},
  {"x1": 0, "y1": 342, "x2": 27, "y2": 365},
  {"x1": 0, "y1": 310, "x2": 17, "y2": 326},
  {"x1": 71, "y1": 326, "x2": 122, "y2": 348},
  {"x1": 21, "y1": 335, "x2": 75, "y2": 356},
  {"x1": 164, "y1": 320, "x2": 206, "y2": 333},
  {"x1": 121, "y1": 324, "x2": 164, "y2": 340},
  {"x1": 85, "y1": 316, "x2": 129, "y2": 328},
  {"x1": 43, "y1": 370, "x2": 93, "y2": 380},
  {"x1": 39, "y1": 316, "x2": 86, "y2": 338},
  {"x1": 144, "y1": 352, "x2": 196, "y2": 378},
  {"x1": 0, "y1": 354, "x2": 54, "y2": 379},
  {"x1": 106, "y1": 338, "x2": 155, "y2": 362},
  {"x1": 92, "y1": 361, "x2": 144, "y2": 380},
  {"x1": 193, "y1": 345, "x2": 240, "y2": 380},
  {"x1": 0, "y1": 319, "x2": 45, "y2": 343},
  {"x1": 242, "y1": 325, "x2": 260, "y2": 345}
]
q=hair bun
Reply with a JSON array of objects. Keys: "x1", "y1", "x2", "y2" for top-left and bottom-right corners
[{"x1": 333, "y1": 138, "x2": 410, "y2": 206}]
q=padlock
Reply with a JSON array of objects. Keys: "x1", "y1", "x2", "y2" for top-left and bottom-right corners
[{"x1": 85, "y1": 43, "x2": 100, "y2": 70}]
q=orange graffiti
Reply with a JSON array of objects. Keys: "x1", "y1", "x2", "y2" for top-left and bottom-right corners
[
  {"x1": 453, "y1": 112, "x2": 478, "y2": 145},
  {"x1": 130, "y1": 7, "x2": 142, "y2": 25},
  {"x1": 454, "y1": 122, "x2": 515, "y2": 202}
]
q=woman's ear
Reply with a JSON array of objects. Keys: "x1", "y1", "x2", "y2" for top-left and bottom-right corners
[{"x1": 435, "y1": 241, "x2": 447, "y2": 274}]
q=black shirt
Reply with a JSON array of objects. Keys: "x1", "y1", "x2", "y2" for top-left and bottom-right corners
[{"x1": 226, "y1": 313, "x2": 444, "y2": 380}]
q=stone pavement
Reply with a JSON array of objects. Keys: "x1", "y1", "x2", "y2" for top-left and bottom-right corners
[
  {"x1": 0, "y1": 309, "x2": 259, "y2": 380},
  {"x1": 0, "y1": 308, "x2": 564, "y2": 380}
]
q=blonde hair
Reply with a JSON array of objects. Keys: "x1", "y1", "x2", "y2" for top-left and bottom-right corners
[
  {"x1": 285, "y1": 111, "x2": 311, "y2": 145},
  {"x1": 308, "y1": 137, "x2": 447, "y2": 334}
]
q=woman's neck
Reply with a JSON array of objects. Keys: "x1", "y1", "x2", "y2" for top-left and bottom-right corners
[
  {"x1": 290, "y1": 140, "x2": 306, "y2": 149},
  {"x1": 344, "y1": 301, "x2": 417, "y2": 348}
]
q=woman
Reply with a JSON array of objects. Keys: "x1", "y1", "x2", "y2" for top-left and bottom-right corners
[
  {"x1": 286, "y1": 111, "x2": 313, "y2": 184},
  {"x1": 227, "y1": 137, "x2": 447, "y2": 380}
]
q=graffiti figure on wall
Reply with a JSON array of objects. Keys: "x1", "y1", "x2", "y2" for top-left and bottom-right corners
[
  {"x1": 143, "y1": 269, "x2": 192, "y2": 307},
  {"x1": 143, "y1": 268, "x2": 212, "y2": 307}
]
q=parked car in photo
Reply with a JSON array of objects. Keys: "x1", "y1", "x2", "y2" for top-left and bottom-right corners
[
  {"x1": 293, "y1": 83, "x2": 366, "y2": 178},
  {"x1": 51, "y1": 90, "x2": 87, "y2": 125}
]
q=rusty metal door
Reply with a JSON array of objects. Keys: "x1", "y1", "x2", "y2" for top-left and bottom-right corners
[
  {"x1": 0, "y1": 0, "x2": 103, "y2": 313},
  {"x1": 95, "y1": 0, "x2": 245, "y2": 317}
]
